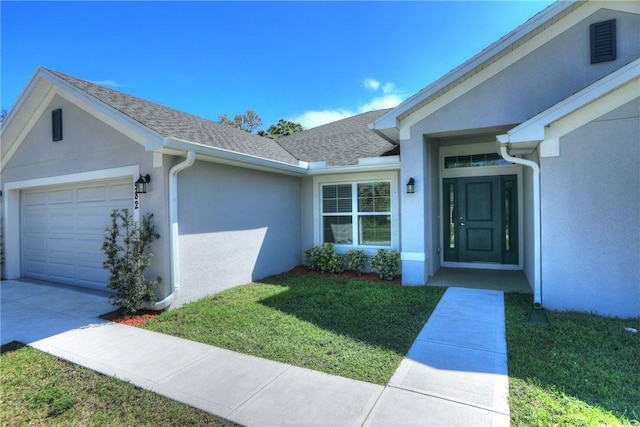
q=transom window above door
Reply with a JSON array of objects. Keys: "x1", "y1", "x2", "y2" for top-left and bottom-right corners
[
  {"x1": 444, "y1": 152, "x2": 511, "y2": 169},
  {"x1": 322, "y1": 181, "x2": 392, "y2": 247}
]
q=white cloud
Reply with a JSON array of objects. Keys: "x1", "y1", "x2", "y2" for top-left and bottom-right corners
[
  {"x1": 363, "y1": 77, "x2": 380, "y2": 92},
  {"x1": 291, "y1": 109, "x2": 354, "y2": 130},
  {"x1": 290, "y1": 78, "x2": 404, "y2": 129},
  {"x1": 90, "y1": 79, "x2": 122, "y2": 88}
]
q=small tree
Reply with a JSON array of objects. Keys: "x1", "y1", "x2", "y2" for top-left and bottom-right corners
[
  {"x1": 217, "y1": 109, "x2": 262, "y2": 133},
  {"x1": 257, "y1": 119, "x2": 304, "y2": 138},
  {"x1": 102, "y1": 209, "x2": 160, "y2": 313}
]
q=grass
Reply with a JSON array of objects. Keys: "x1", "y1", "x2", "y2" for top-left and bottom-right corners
[
  {"x1": 0, "y1": 342, "x2": 235, "y2": 426},
  {"x1": 142, "y1": 272, "x2": 445, "y2": 385},
  {"x1": 505, "y1": 293, "x2": 640, "y2": 426}
]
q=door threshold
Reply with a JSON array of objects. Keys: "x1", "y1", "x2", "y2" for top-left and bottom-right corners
[{"x1": 441, "y1": 261, "x2": 520, "y2": 271}]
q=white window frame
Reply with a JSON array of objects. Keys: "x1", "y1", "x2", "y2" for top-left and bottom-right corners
[{"x1": 313, "y1": 171, "x2": 399, "y2": 255}]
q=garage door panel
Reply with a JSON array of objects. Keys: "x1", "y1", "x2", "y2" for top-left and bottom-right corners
[
  {"x1": 24, "y1": 191, "x2": 46, "y2": 206},
  {"x1": 49, "y1": 212, "x2": 75, "y2": 231},
  {"x1": 21, "y1": 178, "x2": 133, "y2": 291},
  {"x1": 77, "y1": 185, "x2": 107, "y2": 203},
  {"x1": 48, "y1": 189, "x2": 74, "y2": 204},
  {"x1": 111, "y1": 183, "x2": 133, "y2": 200}
]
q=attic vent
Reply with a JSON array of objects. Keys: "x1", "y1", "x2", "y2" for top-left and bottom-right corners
[
  {"x1": 590, "y1": 19, "x2": 616, "y2": 64},
  {"x1": 52, "y1": 108, "x2": 63, "y2": 141}
]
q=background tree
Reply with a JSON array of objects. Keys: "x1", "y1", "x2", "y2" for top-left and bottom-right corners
[
  {"x1": 217, "y1": 109, "x2": 262, "y2": 133},
  {"x1": 257, "y1": 119, "x2": 304, "y2": 138}
]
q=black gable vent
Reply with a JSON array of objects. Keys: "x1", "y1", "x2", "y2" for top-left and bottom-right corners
[
  {"x1": 52, "y1": 108, "x2": 63, "y2": 141},
  {"x1": 590, "y1": 19, "x2": 616, "y2": 64}
]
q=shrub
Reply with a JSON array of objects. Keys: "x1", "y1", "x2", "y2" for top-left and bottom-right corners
[
  {"x1": 303, "y1": 243, "x2": 344, "y2": 274},
  {"x1": 102, "y1": 209, "x2": 160, "y2": 314},
  {"x1": 344, "y1": 249, "x2": 367, "y2": 276},
  {"x1": 370, "y1": 249, "x2": 401, "y2": 281}
]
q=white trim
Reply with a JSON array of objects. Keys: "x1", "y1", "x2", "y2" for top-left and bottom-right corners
[
  {"x1": 312, "y1": 171, "x2": 400, "y2": 253},
  {"x1": 164, "y1": 137, "x2": 307, "y2": 176},
  {"x1": 2, "y1": 165, "x2": 139, "y2": 280},
  {"x1": 437, "y1": 153, "x2": 524, "y2": 271},
  {"x1": 401, "y1": 252, "x2": 426, "y2": 262},
  {"x1": 374, "y1": 2, "x2": 640, "y2": 142},
  {"x1": 506, "y1": 59, "x2": 640, "y2": 156},
  {"x1": 442, "y1": 261, "x2": 520, "y2": 271}
]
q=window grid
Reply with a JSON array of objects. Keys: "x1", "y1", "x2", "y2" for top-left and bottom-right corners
[{"x1": 322, "y1": 181, "x2": 391, "y2": 247}]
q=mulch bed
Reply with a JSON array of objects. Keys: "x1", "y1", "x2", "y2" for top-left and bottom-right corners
[
  {"x1": 99, "y1": 309, "x2": 163, "y2": 327},
  {"x1": 289, "y1": 265, "x2": 402, "y2": 285},
  {"x1": 101, "y1": 266, "x2": 401, "y2": 326}
]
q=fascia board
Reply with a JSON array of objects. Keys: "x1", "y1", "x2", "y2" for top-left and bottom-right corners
[
  {"x1": 1, "y1": 69, "x2": 165, "y2": 171},
  {"x1": 163, "y1": 137, "x2": 308, "y2": 176},
  {"x1": 306, "y1": 160, "x2": 401, "y2": 176},
  {"x1": 370, "y1": 0, "x2": 578, "y2": 136},
  {"x1": 42, "y1": 72, "x2": 165, "y2": 148}
]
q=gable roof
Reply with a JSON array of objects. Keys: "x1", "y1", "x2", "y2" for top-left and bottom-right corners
[
  {"x1": 276, "y1": 109, "x2": 396, "y2": 166},
  {"x1": 44, "y1": 68, "x2": 300, "y2": 166},
  {"x1": 498, "y1": 58, "x2": 640, "y2": 155},
  {"x1": 371, "y1": 0, "x2": 584, "y2": 141}
]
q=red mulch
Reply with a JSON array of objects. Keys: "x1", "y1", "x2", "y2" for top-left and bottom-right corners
[
  {"x1": 289, "y1": 265, "x2": 402, "y2": 285},
  {"x1": 99, "y1": 309, "x2": 162, "y2": 326}
]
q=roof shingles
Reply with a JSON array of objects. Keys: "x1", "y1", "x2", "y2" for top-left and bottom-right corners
[{"x1": 46, "y1": 68, "x2": 396, "y2": 168}]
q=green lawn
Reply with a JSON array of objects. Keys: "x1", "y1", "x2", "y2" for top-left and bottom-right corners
[
  {"x1": 7, "y1": 272, "x2": 634, "y2": 426},
  {"x1": 0, "y1": 342, "x2": 234, "y2": 426},
  {"x1": 142, "y1": 273, "x2": 445, "y2": 385},
  {"x1": 505, "y1": 293, "x2": 640, "y2": 426}
]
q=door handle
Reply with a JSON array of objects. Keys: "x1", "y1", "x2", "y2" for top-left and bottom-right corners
[{"x1": 460, "y1": 216, "x2": 465, "y2": 226}]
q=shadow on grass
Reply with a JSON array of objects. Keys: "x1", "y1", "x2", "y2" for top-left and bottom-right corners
[
  {"x1": 0, "y1": 341, "x2": 27, "y2": 355},
  {"x1": 505, "y1": 293, "x2": 640, "y2": 423},
  {"x1": 257, "y1": 273, "x2": 445, "y2": 354}
]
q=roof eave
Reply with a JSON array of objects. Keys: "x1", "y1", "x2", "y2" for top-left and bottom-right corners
[{"x1": 163, "y1": 137, "x2": 308, "y2": 176}]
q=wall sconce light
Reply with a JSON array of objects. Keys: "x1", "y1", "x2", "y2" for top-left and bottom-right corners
[
  {"x1": 406, "y1": 178, "x2": 415, "y2": 194},
  {"x1": 135, "y1": 174, "x2": 151, "y2": 194}
]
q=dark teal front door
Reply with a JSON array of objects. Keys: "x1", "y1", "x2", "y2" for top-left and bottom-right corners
[{"x1": 443, "y1": 175, "x2": 518, "y2": 264}]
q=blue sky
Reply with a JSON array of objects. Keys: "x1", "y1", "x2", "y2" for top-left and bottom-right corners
[{"x1": 1, "y1": 1, "x2": 554, "y2": 129}]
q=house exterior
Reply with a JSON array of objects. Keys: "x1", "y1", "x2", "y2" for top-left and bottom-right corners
[{"x1": 2, "y1": 0, "x2": 638, "y2": 317}]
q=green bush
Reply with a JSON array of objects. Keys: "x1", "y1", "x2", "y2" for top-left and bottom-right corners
[
  {"x1": 370, "y1": 249, "x2": 401, "y2": 280},
  {"x1": 344, "y1": 249, "x2": 367, "y2": 276},
  {"x1": 102, "y1": 209, "x2": 160, "y2": 314},
  {"x1": 303, "y1": 243, "x2": 345, "y2": 274}
]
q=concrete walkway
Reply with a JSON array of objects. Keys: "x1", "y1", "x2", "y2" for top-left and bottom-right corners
[{"x1": 1, "y1": 279, "x2": 509, "y2": 426}]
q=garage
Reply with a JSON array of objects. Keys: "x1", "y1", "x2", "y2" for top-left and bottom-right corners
[{"x1": 21, "y1": 178, "x2": 133, "y2": 291}]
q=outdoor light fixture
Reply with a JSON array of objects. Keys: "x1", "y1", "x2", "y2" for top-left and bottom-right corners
[
  {"x1": 135, "y1": 174, "x2": 151, "y2": 194},
  {"x1": 406, "y1": 178, "x2": 415, "y2": 194}
]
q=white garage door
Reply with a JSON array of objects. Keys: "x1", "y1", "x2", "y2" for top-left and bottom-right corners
[{"x1": 21, "y1": 178, "x2": 133, "y2": 290}]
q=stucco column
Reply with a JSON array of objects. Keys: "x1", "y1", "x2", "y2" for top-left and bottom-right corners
[{"x1": 400, "y1": 133, "x2": 429, "y2": 285}]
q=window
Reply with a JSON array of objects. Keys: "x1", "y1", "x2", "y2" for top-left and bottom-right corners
[
  {"x1": 444, "y1": 152, "x2": 511, "y2": 169},
  {"x1": 322, "y1": 181, "x2": 392, "y2": 247}
]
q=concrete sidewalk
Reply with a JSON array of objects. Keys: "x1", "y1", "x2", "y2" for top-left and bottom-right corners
[{"x1": 1, "y1": 280, "x2": 509, "y2": 426}]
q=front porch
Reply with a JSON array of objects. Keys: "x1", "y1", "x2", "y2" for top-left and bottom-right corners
[{"x1": 426, "y1": 268, "x2": 532, "y2": 294}]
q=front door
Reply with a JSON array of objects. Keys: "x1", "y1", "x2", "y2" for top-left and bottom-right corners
[{"x1": 443, "y1": 175, "x2": 518, "y2": 264}]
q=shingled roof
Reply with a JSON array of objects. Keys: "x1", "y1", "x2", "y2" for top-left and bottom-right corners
[
  {"x1": 46, "y1": 68, "x2": 299, "y2": 166},
  {"x1": 275, "y1": 109, "x2": 397, "y2": 166},
  {"x1": 45, "y1": 68, "x2": 397, "y2": 168}
]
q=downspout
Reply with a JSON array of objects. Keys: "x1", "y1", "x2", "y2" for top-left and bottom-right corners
[
  {"x1": 147, "y1": 150, "x2": 196, "y2": 310},
  {"x1": 498, "y1": 143, "x2": 543, "y2": 308}
]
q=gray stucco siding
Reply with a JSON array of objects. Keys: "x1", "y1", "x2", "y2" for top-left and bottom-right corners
[
  {"x1": 540, "y1": 99, "x2": 640, "y2": 317},
  {"x1": 1, "y1": 95, "x2": 171, "y2": 299},
  {"x1": 409, "y1": 9, "x2": 640, "y2": 137},
  {"x1": 176, "y1": 161, "x2": 302, "y2": 306}
]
